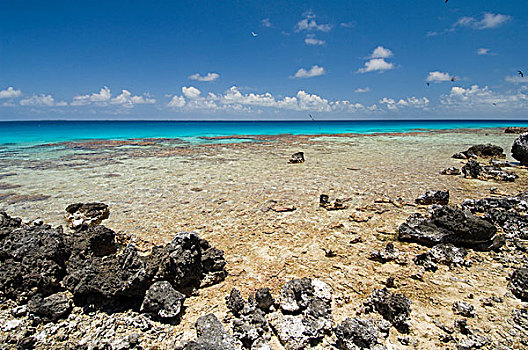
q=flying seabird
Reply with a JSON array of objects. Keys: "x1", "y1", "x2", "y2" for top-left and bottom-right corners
[
  {"x1": 426, "y1": 82, "x2": 430, "y2": 86},
  {"x1": 251, "y1": 32, "x2": 258, "y2": 37},
  {"x1": 309, "y1": 114, "x2": 315, "y2": 121},
  {"x1": 451, "y1": 76, "x2": 456, "y2": 82},
  {"x1": 518, "y1": 70, "x2": 524, "y2": 78}
]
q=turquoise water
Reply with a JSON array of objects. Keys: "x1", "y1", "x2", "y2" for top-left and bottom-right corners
[{"x1": 1, "y1": 120, "x2": 528, "y2": 146}]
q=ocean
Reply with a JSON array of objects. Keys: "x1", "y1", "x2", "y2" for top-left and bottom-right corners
[{"x1": 1, "y1": 120, "x2": 527, "y2": 146}]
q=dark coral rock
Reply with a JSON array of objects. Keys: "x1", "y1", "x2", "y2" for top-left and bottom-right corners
[
  {"x1": 466, "y1": 144, "x2": 505, "y2": 158},
  {"x1": 28, "y1": 292, "x2": 72, "y2": 322},
  {"x1": 398, "y1": 206, "x2": 500, "y2": 251},
  {"x1": 334, "y1": 317, "x2": 380, "y2": 349},
  {"x1": 505, "y1": 127, "x2": 528, "y2": 134},
  {"x1": 509, "y1": 268, "x2": 528, "y2": 301},
  {"x1": 280, "y1": 278, "x2": 314, "y2": 313},
  {"x1": 440, "y1": 167, "x2": 461, "y2": 175},
  {"x1": 512, "y1": 133, "x2": 528, "y2": 165},
  {"x1": 0, "y1": 217, "x2": 70, "y2": 299},
  {"x1": 414, "y1": 243, "x2": 469, "y2": 269},
  {"x1": 226, "y1": 289, "x2": 246, "y2": 317},
  {"x1": 452, "y1": 301, "x2": 475, "y2": 318},
  {"x1": 69, "y1": 225, "x2": 117, "y2": 257},
  {"x1": 365, "y1": 288, "x2": 412, "y2": 333},
  {"x1": 415, "y1": 190, "x2": 449, "y2": 206},
  {"x1": 254, "y1": 288, "x2": 274, "y2": 311},
  {"x1": 462, "y1": 160, "x2": 483, "y2": 178},
  {"x1": 288, "y1": 152, "x2": 305, "y2": 164},
  {"x1": 181, "y1": 314, "x2": 240, "y2": 350},
  {"x1": 140, "y1": 281, "x2": 186, "y2": 320}
]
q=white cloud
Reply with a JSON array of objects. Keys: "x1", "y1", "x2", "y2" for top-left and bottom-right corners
[
  {"x1": 0, "y1": 87, "x2": 22, "y2": 99},
  {"x1": 110, "y1": 90, "x2": 156, "y2": 107},
  {"x1": 426, "y1": 71, "x2": 452, "y2": 82},
  {"x1": 72, "y1": 86, "x2": 111, "y2": 106},
  {"x1": 440, "y1": 85, "x2": 528, "y2": 111},
  {"x1": 261, "y1": 18, "x2": 272, "y2": 28},
  {"x1": 304, "y1": 35, "x2": 325, "y2": 45},
  {"x1": 477, "y1": 48, "x2": 491, "y2": 55},
  {"x1": 355, "y1": 87, "x2": 370, "y2": 93},
  {"x1": 19, "y1": 94, "x2": 55, "y2": 107},
  {"x1": 55, "y1": 101, "x2": 68, "y2": 107},
  {"x1": 454, "y1": 13, "x2": 511, "y2": 30},
  {"x1": 296, "y1": 12, "x2": 332, "y2": 32},
  {"x1": 188, "y1": 72, "x2": 220, "y2": 82},
  {"x1": 182, "y1": 86, "x2": 201, "y2": 99},
  {"x1": 168, "y1": 95, "x2": 186, "y2": 108},
  {"x1": 340, "y1": 22, "x2": 355, "y2": 28},
  {"x1": 358, "y1": 58, "x2": 394, "y2": 73},
  {"x1": 292, "y1": 65, "x2": 326, "y2": 78},
  {"x1": 370, "y1": 46, "x2": 393, "y2": 59},
  {"x1": 296, "y1": 90, "x2": 331, "y2": 111},
  {"x1": 505, "y1": 75, "x2": 528, "y2": 84},
  {"x1": 379, "y1": 96, "x2": 429, "y2": 111}
]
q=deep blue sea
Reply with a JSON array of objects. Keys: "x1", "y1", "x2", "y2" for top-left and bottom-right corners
[{"x1": 1, "y1": 120, "x2": 528, "y2": 146}]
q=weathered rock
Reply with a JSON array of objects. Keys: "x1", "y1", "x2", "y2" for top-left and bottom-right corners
[
  {"x1": 288, "y1": 152, "x2": 305, "y2": 164},
  {"x1": 254, "y1": 288, "x2": 274, "y2": 311},
  {"x1": 452, "y1": 301, "x2": 475, "y2": 318},
  {"x1": 505, "y1": 127, "x2": 528, "y2": 134},
  {"x1": 334, "y1": 317, "x2": 381, "y2": 349},
  {"x1": 415, "y1": 190, "x2": 449, "y2": 206},
  {"x1": 462, "y1": 160, "x2": 483, "y2": 178},
  {"x1": 364, "y1": 288, "x2": 412, "y2": 333},
  {"x1": 226, "y1": 289, "x2": 246, "y2": 317},
  {"x1": 440, "y1": 167, "x2": 461, "y2": 175},
  {"x1": 484, "y1": 209, "x2": 528, "y2": 239},
  {"x1": 199, "y1": 238, "x2": 228, "y2": 287},
  {"x1": 414, "y1": 244, "x2": 469, "y2": 269},
  {"x1": 452, "y1": 152, "x2": 470, "y2": 159},
  {"x1": 28, "y1": 292, "x2": 73, "y2": 322},
  {"x1": 269, "y1": 278, "x2": 332, "y2": 349},
  {"x1": 466, "y1": 144, "x2": 505, "y2": 158},
  {"x1": 369, "y1": 243, "x2": 405, "y2": 264},
  {"x1": 65, "y1": 202, "x2": 110, "y2": 229},
  {"x1": 512, "y1": 133, "x2": 528, "y2": 165},
  {"x1": 0, "y1": 215, "x2": 70, "y2": 299},
  {"x1": 140, "y1": 281, "x2": 186, "y2": 320},
  {"x1": 398, "y1": 205, "x2": 500, "y2": 251},
  {"x1": 69, "y1": 225, "x2": 117, "y2": 257},
  {"x1": 319, "y1": 194, "x2": 347, "y2": 211},
  {"x1": 181, "y1": 314, "x2": 241, "y2": 350},
  {"x1": 509, "y1": 268, "x2": 528, "y2": 301},
  {"x1": 462, "y1": 194, "x2": 528, "y2": 213}
]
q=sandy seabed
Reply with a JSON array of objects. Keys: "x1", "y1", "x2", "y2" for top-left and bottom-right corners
[{"x1": 0, "y1": 128, "x2": 527, "y2": 349}]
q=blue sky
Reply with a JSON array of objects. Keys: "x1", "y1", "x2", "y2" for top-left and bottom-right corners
[{"x1": 1, "y1": 0, "x2": 527, "y2": 120}]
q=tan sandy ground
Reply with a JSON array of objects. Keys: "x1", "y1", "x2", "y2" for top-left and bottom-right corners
[{"x1": 0, "y1": 128, "x2": 527, "y2": 349}]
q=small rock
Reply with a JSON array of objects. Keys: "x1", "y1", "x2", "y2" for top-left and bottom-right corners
[
  {"x1": 441, "y1": 167, "x2": 461, "y2": 175},
  {"x1": 140, "y1": 281, "x2": 186, "y2": 320},
  {"x1": 508, "y1": 268, "x2": 528, "y2": 301},
  {"x1": 364, "y1": 288, "x2": 412, "y2": 333},
  {"x1": 452, "y1": 301, "x2": 475, "y2": 318},
  {"x1": 2, "y1": 319, "x2": 22, "y2": 331},
  {"x1": 64, "y1": 202, "x2": 110, "y2": 229},
  {"x1": 334, "y1": 317, "x2": 381, "y2": 349},
  {"x1": 288, "y1": 152, "x2": 305, "y2": 164},
  {"x1": 512, "y1": 133, "x2": 528, "y2": 165},
  {"x1": 415, "y1": 190, "x2": 449, "y2": 206},
  {"x1": 28, "y1": 292, "x2": 73, "y2": 322}
]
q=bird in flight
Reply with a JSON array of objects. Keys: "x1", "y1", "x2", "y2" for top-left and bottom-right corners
[
  {"x1": 308, "y1": 114, "x2": 315, "y2": 121},
  {"x1": 445, "y1": 0, "x2": 448, "y2": 3},
  {"x1": 451, "y1": 76, "x2": 456, "y2": 82},
  {"x1": 426, "y1": 82, "x2": 430, "y2": 86},
  {"x1": 251, "y1": 32, "x2": 258, "y2": 37},
  {"x1": 518, "y1": 70, "x2": 524, "y2": 78}
]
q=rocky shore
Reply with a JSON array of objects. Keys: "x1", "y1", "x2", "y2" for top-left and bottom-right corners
[{"x1": 0, "y1": 128, "x2": 527, "y2": 349}]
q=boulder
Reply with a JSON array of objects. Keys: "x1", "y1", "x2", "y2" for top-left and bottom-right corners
[
  {"x1": 226, "y1": 288, "x2": 246, "y2": 317},
  {"x1": 512, "y1": 133, "x2": 528, "y2": 165},
  {"x1": 364, "y1": 288, "x2": 412, "y2": 333},
  {"x1": 0, "y1": 215, "x2": 70, "y2": 299},
  {"x1": 415, "y1": 190, "x2": 449, "y2": 206},
  {"x1": 509, "y1": 268, "x2": 528, "y2": 301},
  {"x1": 288, "y1": 152, "x2": 305, "y2": 164},
  {"x1": 28, "y1": 292, "x2": 72, "y2": 322},
  {"x1": 505, "y1": 127, "x2": 528, "y2": 134},
  {"x1": 462, "y1": 160, "x2": 483, "y2": 178},
  {"x1": 181, "y1": 314, "x2": 241, "y2": 350},
  {"x1": 65, "y1": 202, "x2": 110, "y2": 229},
  {"x1": 453, "y1": 144, "x2": 505, "y2": 159},
  {"x1": 69, "y1": 225, "x2": 117, "y2": 256},
  {"x1": 414, "y1": 244, "x2": 469, "y2": 270},
  {"x1": 334, "y1": 317, "x2": 381, "y2": 349},
  {"x1": 140, "y1": 281, "x2": 186, "y2": 320},
  {"x1": 398, "y1": 205, "x2": 500, "y2": 251}
]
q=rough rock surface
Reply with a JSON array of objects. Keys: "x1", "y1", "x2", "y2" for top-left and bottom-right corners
[
  {"x1": 452, "y1": 301, "x2": 475, "y2": 318},
  {"x1": 288, "y1": 152, "x2": 305, "y2": 164},
  {"x1": 180, "y1": 314, "x2": 241, "y2": 350},
  {"x1": 415, "y1": 190, "x2": 449, "y2": 206},
  {"x1": 508, "y1": 268, "x2": 528, "y2": 301},
  {"x1": 453, "y1": 144, "x2": 505, "y2": 159},
  {"x1": 140, "y1": 281, "x2": 186, "y2": 320},
  {"x1": 369, "y1": 243, "x2": 406, "y2": 264},
  {"x1": 28, "y1": 292, "x2": 73, "y2": 322},
  {"x1": 505, "y1": 127, "x2": 528, "y2": 134},
  {"x1": 398, "y1": 205, "x2": 500, "y2": 251},
  {"x1": 364, "y1": 288, "x2": 412, "y2": 333},
  {"x1": 0, "y1": 217, "x2": 70, "y2": 299},
  {"x1": 334, "y1": 317, "x2": 384, "y2": 349},
  {"x1": 319, "y1": 194, "x2": 347, "y2": 211},
  {"x1": 511, "y1": 133, "x2": 528, "y2": 165},
  {"x1": 440, "y1": 167, "x2": 461, "y2": 175},
  {"x1": 414, "y1": 243, "x2": 470, "y2": 271},
  {"x1": 461, "y1": 160, "x2": 517, "y2": 182},
  {"x1": 65, "y1": 202, "x2": 110, "y2": 229}
]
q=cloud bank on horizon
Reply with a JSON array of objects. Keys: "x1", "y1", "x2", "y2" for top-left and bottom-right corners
[{"x1": 1, "y1": 1, "x2": 527, "y2": 119}]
